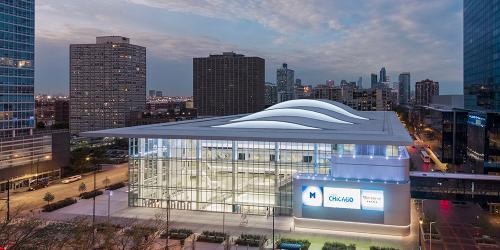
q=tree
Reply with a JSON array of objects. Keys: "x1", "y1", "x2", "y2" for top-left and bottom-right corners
[
  {"x1": 102, "y1": 177, "x2": 111, "y2": 188},
  {"x1": 43, "y1": 192, "x2": 55, "y2": 205},
  {"x1": 78, "y1": 182, "x2": 87, "y2": 194}
]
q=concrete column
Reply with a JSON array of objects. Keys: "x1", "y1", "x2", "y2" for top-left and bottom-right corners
[
  {"x1": 138, "y1": 138, "x2": 146, "y2": 206},
  {"x1": 274, "y1": 142, "x2": 279, "y2": 213},
  {"x1": 231, "y1": 141, "x2": 237, "y2": 211},
  {"x1": 156, "y1": 139, "x2": 163, "y2": 201},
  {"x1": 196, "y1": 140, "x2": 201, "y2": 209},
  {"x1": 313, "y1": 143, "x2": 319, "y2": 174}
]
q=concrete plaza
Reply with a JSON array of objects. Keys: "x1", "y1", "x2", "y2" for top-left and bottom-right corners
[{"x1": 37, "y1": 187, "x2": 419, "y2": 250}]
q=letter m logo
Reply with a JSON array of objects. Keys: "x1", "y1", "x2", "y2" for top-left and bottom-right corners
[{"x1": 309, "y1": 192, "x2": 316, "y2": 199}]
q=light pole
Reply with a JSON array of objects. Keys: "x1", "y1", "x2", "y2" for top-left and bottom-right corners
[
  {"x1": 165, "y1": 194, "x2": 170, "y2": 250},
  {"x1": 107, "y1": 190, "x2": 112, "y2": 224},
  {"x1": 418, "y1": 218, "x2": 423, "y2": 250},
  {"x1": 222, "y1": 197, "x2": 226, "y2": 250},
  {"x1": 429, "y1": 221, "x2": 436, "y2": 250},
  {"x1": 272, "y1": 206, "x2": 275, "y2": 250},
  {"x1": 86, "y1": 156, "x2": 97, "y2": 225}
]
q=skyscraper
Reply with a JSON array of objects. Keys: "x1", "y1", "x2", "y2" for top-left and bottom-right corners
[
  {"x1": 398, "y1": 72, "x2": 411, "y2": 106},
  {"x1": 193, "y1": 52, "x2": 265, "y2": 116},
  {"x1": 415, "y1": 79, "x2": 439, "y2": 106},
  {"x1": 70, "y1": 36, "x2": 146, "y2": 135},
  {"x1": 464, "y1": 0, "x2": 500, "y2": 111},
  {"x1": 370, "y1": 73, "x2": 378, "y2": 89},
  {"x1": 379, "y1": 67, "x2": 387, "y2": 83},
  {"x1": 264, "y1": 82, "x2": 278, "y2": 107},
  {"x1": 276, "y1": 63, "x2": 295, "y2": 102},
  {"x1": 1, "y1": 1, "x2": 69, "y2": 192},
  {"x1": 357, "y1": 76, "x2": 363, "y2": 88}
]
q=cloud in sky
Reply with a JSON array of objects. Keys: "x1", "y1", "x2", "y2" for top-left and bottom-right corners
[{"x1": 35, "y1": 0, "x2": 463, "y2": 96}]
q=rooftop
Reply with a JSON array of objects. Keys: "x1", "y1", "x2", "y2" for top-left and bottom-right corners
[{"x1": 82, "y1": 99, "x2": 412, "y2": 145}]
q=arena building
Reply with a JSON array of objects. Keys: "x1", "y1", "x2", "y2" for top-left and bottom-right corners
[{"x1": 84, "y1": 99, "x2": 413, "y2": 235}]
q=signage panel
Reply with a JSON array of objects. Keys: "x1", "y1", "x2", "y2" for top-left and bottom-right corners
[
  {"x1": 302, "y1": 186, "x2": 323, "y2": 207},
  {"x1": 361, "y1": 190, "x2": 384, "y2": 211},
  {"x1": 323, "y1": 187, "x2": 361, "y2": 209}
]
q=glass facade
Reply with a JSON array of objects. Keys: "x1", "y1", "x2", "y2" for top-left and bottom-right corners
[
  {"x1": 0, "y1": 0, "x2": 35, "y2": 137},
  {"x1": 128, "y1": 138, "x2": 405, "y2": 216},
  {"x1": 463, "y1": 0, "x2": 500, "y2": 111},
  {"x1": 467, "y1": 112, "x2": 500, "y2": 174}
]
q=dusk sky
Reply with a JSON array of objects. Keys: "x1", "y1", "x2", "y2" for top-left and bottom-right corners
[{"x1": 36, "y1": 0, "x2": 463, "y2": 96}]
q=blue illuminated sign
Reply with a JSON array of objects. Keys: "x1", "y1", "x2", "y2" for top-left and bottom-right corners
[
  {"x1": 467, "y1": 115, "x2": 486, "y2": 127},
  {"x1": 301, "y1": 186, "x2": 323, "y2": 207}
]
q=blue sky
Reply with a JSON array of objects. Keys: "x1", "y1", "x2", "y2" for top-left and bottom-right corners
[{"x1": 36, "y1": 0, "x2": 463, "y2": 96}]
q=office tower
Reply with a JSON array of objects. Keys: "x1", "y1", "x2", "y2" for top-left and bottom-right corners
[
  {"x1": 415, "y1": 79, "x2": 439, "y2": 106},
  {"x1": 295, "y1": 78, "x2": 302, "y2": 85},
  {"x1": 70, "y1": 36, "x2": 146, "y2": 135},
  {"x1": 357, "y1": 77, "x2": 363, "y2": 88},
  {"x1": 464, "y1": 0, "x2": 500, "y2": 111},
  {"x1": 370, "y1": 74, "x2": 378, "y2": 89},
  {"x1": 265, "y1": 82, "x2": 278, "y2": 107},
  {"x1": 0, "y1": 1, "x2": 69, "y2": 191},
  {"x1": 193, "y1": 52, "x2": 265, "y2": 116},
  {"x1": 326, "y1": 79, "x2": 334, "y2": 86},
  {"x1": 149, "y1": 90, "x2": 156, "y2": 97},
  {"x1": 155, "y1": 91, "x2": 162, "y2": 97},
  {"x1": 398, "y1": 72, "x2": 411, "y2": 105},
  {"x1": 379, "y1": 67, "x2": 387, "y2": 83},
  {"x1": 276, "y1": 63, "x2": 295, "y2": 102}
]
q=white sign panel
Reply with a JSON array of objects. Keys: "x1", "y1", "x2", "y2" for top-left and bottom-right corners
[
  {"x1": 323, "y1": 187, "x2": 361, "y2": 209},
  {"x1": 361, "y1": 190, "x2": 384, "y2": 211},
  {"x1": 302, "y1": 186, "x2": 323, "y2": 207}
]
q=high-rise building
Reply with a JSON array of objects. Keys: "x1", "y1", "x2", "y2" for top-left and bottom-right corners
[
  {"x1": 69, "y1": 36, "x2": 146, "y2": 135},
  {"x1": 415, "y1": 79, "x2": 439, "y2": 106},
  {"x1": 326, "y1": 79, "x2": 334, "y2": 86},
  {"x1": 398, "y1": 72, "x2": 411, "y2": 106},
  {"x1": 193, "y1": 52, "x2": 265, "y2": 116},
  {"x1": 464, "y1": 0, "x2": 500, "y2": 111},
  {"x1": 264, "y1": 82, "x2": 278, "y2": 107},
  {"x1": 149, "y1": 90, "x2": 156, "y2": 97},
  {"x1": 357, "y1": 77, "x2": 363, "y2": 88},
  {"x1": 379, "y1": 67, "x2": 387, "y2": 83},
  {"x1": 313, "y1": 84, "x2": 342, "y2": 102},
  {"x1": 155, "y1": 91, "x2": 163, "y2": 97},
  {"x1": 295, "y1": 78, "x2": 302, "y2": 85},
  {"x1": 370, "y1": 74, "x2": 378, "y2": 89},
  {"x1": 0, "y1": 1, "x2": 69, "y2": 191},
  {"x1": 276, "y1": 63, "x2": 295, "y2": 102}
]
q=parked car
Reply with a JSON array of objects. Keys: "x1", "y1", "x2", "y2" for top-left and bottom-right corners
[{"x1": 61, "y1": 175, "x2": 82, "y2": 184}]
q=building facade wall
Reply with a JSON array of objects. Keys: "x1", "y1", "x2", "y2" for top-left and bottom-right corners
[
  {"x1": 127, "y1": 138, "x2": 407, "y2": 219},
  {"x1": 0, "y1": 0, "x2": 35, "y2": 137},
  {"x1": 69, "y1": 37, "x2": 146, "y2": 135},
  {"x1": 193, "y1": 53, "x2": 265, "y2": 116}
]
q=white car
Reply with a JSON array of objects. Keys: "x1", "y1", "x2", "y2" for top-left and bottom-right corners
[{"x1": 61, "y1": 175, "x2": 82, "y2": 184}]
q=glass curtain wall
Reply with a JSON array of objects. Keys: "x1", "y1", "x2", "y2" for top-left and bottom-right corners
[{"x1": 128, "y1": 138, "x2": 403, "y2": 215}]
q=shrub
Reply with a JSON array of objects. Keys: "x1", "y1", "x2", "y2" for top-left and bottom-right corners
[
  {"x1": 80, "y1": 190, "x2": 103, "y2": 199},
  {"x1": 160, "y1": 228, "x2": 193, "y2": 240},
  {"x1": 107, "y1": 182, "x2": 126, "y2": 190},
  {"x1": 323, "y1": 241, "x2": 356, "y2": 250},
  {"x1": 369, "y1": 247, "x2": 399, "y2": 250},
  {"x1": 277, "y1": 238, "x2": 311, "y2": 250},
  {"x1": 235, "y1": 234, "x2": 266, "y2": 247},
  {"x1": 196, "y1": 231, "x2": 227, "y2": 243},
  {"x1": 43, "y1": 198, "x2": 77, "y2": 212}
]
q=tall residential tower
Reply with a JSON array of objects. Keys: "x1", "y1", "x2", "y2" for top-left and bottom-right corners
[
  {"x1": 276, "y1": 63, "x2": 295, "y2": 102},
  {"x1": 193, "y1": 52, "x2": 265, "y2": 116},
  {"x1": 69, "y1": 36, "x2": 146, "y2": 135}
]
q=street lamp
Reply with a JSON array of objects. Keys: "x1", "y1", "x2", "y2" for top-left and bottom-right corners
[
  {"x1": 418, "y1": 218, "x2": 423, "y2": 250},
  {"x1": 86, "y1": 156, "x2": 97, "y2": 225},
  {"x1": 429, "y1": 221, "x2": 436, "y2": 250}
]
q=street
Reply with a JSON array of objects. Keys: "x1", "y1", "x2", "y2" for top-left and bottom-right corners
[{"x1": 0, "y1": 163, "x2": 128, "y2": 217}]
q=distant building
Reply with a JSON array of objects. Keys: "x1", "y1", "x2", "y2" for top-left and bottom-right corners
[
  {"x1": 276, "y1": 63, "x2": 295, "y2": 102},
  {"x1": 370, "y1": 74, "x2": 378, "y2": 89},
  {"x1": 398, "y1": 72, "x2": 410, "y2": 106},
  {"x1": 295, "y1": 78, "x2": 302, "y2": 85},
  {"x1": 357, "y1": 77, "x2": 363, "y2": 88},
  {"x1": 464, "y1": 0, "x2": 500, "y2": 111},
  {"x1": 379, "y1": 67, "x2": 387, "y2": 83},
  {"x1": 69, "y1": 36, "x2": 146, "y2": 135},
  {"x1": 415, "y1": 79, "x2": 439, "y2": 106},
  {"x1": 326, "y1": 79, "x2": 334, "y2": 86},
  {"x1": 35, "y1": 95, "x2": 69, "y2": 127},
  {"x1": 193, "y1": 52, "x2": 265, "y2": 116},
  {"x1": 312, "y1": 84, "x2": 342, "y2": 102},
  {"x1": 265, "y1": 82, "x2": 278, "y2": 107},
  {"x1": 149, "y1": 90, "x2": 156, "y2": 97}
]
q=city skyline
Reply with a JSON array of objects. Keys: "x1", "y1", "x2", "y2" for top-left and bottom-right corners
[{"x1": 36, "y1": 0, "x2": 462, "y2": 96}]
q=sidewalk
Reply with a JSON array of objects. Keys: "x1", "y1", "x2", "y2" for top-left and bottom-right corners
[{"x1": 37, "y1": 187, "x2": 418, "y2": 250}]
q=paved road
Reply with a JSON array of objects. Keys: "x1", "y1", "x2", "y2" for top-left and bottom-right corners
[{"x1": 0, "y1": 163, "x2": 128, "y2": 216}]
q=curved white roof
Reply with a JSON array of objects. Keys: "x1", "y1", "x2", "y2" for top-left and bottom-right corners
[
  {"x1": 213, "y1": 120, "x2": 319, "y2": 130},
  {"x1": 230, "y1": 108, "x2": 353, "y2": 124},
  {"x1": 267, "y1": 99, "x2": 369, "y2": 120},
  {"x1": 83, "y1": 99, "x2": 413, "y2": 145}
]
